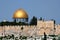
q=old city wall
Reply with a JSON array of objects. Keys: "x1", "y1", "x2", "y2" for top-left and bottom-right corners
[
  {"x1": 55, "y1": 24, "x2": 60, "y2": 35},
  {"x1": 0, "y1": 20, "x2": 60, "y2": 36},
  {"x1": 0, "y1": 25, "x2": 36, "y2": 36},
  {"x1": 37, "y1": 20, "x2": 55, "y2": 35}
]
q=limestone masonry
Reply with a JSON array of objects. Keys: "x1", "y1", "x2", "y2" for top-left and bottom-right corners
[{"x1": 0, "y1": 20, "x2": 60, "y2": 37}]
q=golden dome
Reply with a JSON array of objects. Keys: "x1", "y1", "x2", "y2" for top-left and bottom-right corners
[{"x1": 13, "y1": 9, "x2": 28, "y2": 19}]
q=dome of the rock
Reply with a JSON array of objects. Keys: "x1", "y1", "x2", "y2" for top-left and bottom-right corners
[{"x1": 13, "y1": 9, "x2": 28, "y2": 19}]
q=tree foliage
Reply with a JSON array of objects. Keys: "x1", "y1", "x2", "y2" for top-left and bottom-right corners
[
  {"x1": 30, "y1": 16, "x2": 37, "y2": 25},
  {"x1": 53, "y1": 38, "x2": 56, "y2": 40},
  {"x1": 44, "y1": 32, "x2": 47, "y2": 40}
]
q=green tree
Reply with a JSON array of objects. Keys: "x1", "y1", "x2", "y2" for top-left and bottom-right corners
[
  {"x1": 21, "y1": 27, "x2": 24, "y2": 30},
  {"x1": 11, "y1": 34, "x2": 14, "y2": 39},
  {"x1": 53, "y1": 38, "x2": 56, "y2": 40},
  {"x1": 0, "y1": 36, "x2": 3, "y2": 40},
  {"x1": 30, "y1": 16, "x2": 37, "y2": 25},
  {"x1": 22, "y1": 36, "x2": 27, "y2": 39},
  {"x1": 39, "y1": 17, "x2": 43, "y2": 20},
  {"x1": 44, "y1": 32, "x2": 47, "y2": 40},
  {"x1": 58, "y1": 35, "x2": 60, "y2": 40},
  {"x1": 15, "y1": 37, "x2": 18, "y2": 40},
  {"x1": 19, "y1": 36, "x2": 22, "y2": 39}
]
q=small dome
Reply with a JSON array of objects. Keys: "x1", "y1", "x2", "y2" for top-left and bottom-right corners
[{"x1": 13, "y1": 9, "x2": 28, "y2": 19}]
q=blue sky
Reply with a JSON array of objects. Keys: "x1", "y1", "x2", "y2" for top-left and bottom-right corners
[{"x1": 0, "y1": 0, "x2": 60, "y2": 24}]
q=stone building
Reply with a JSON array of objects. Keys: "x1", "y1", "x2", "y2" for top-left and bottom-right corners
[{"x1": 0, "y1": 9, "x2": 60, "y2": 37}]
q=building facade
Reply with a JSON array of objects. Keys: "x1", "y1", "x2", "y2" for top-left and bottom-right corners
[{"x1": 0, "y1": 20, "x2": 60, "y2": 37}]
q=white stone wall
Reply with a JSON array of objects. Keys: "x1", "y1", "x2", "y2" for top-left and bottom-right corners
[
  {"x1": 0, "y1": 20, "x2": 60, "y2": 36},
  {"x1": 37, "y1": 20, "x2": 54, "y2": 35},
  {"x1": 55, "y1": 24, "x2": 60, "y2": 35},
  {"x1": 0, "y1": 25, "x2": 37, "y2": 37}
]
